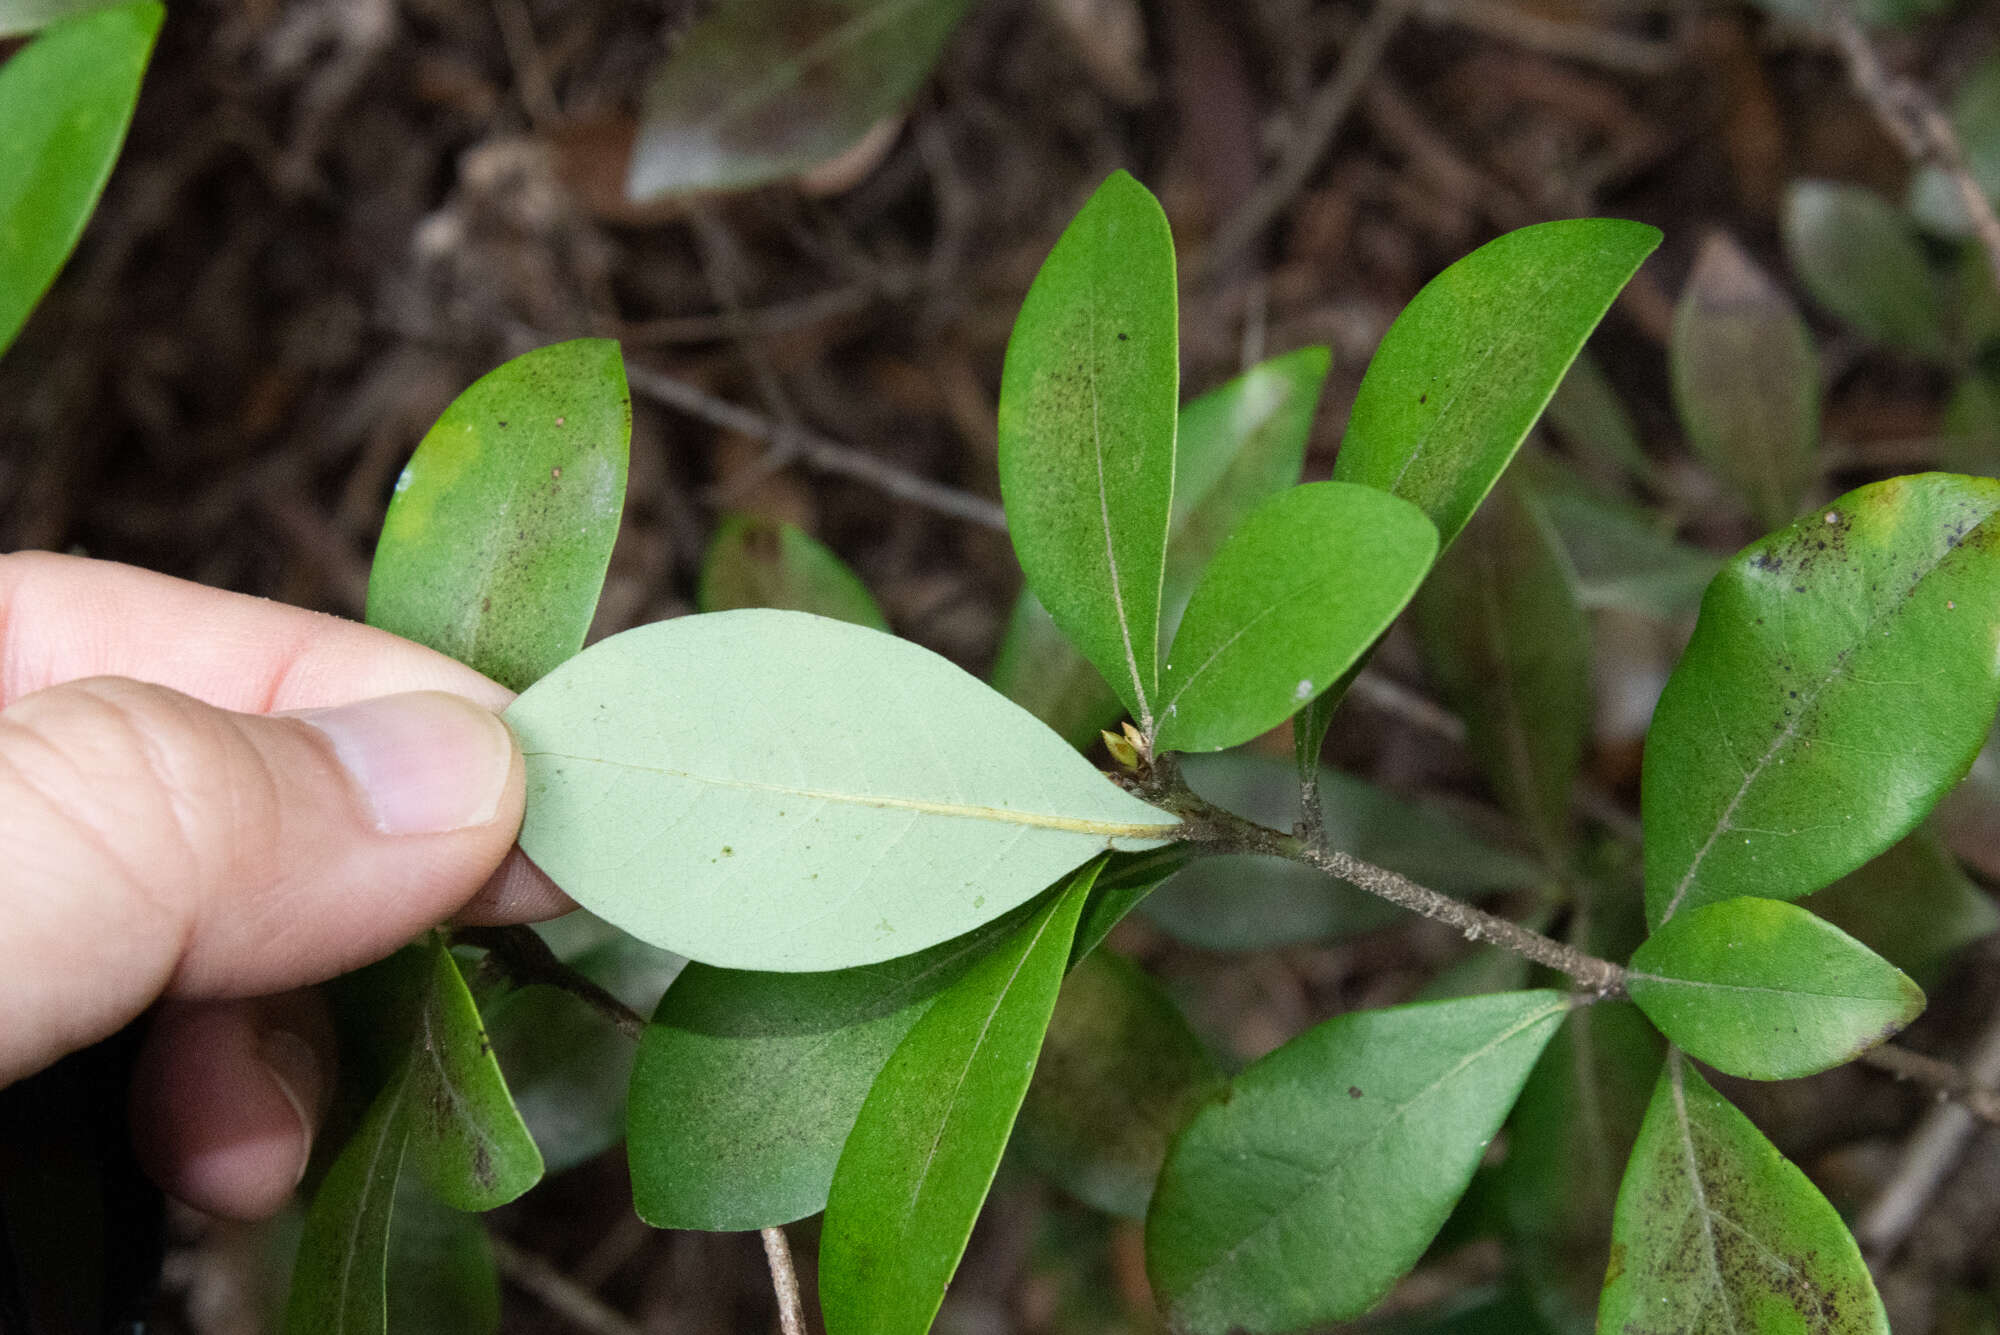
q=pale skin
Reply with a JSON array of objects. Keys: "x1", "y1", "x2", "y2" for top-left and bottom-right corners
[{"x1": 0, "y1": 551, "x2": 572, "y2": 1220}]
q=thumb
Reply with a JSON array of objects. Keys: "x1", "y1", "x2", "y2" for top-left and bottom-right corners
[{"x1": 1, "y1": 677, "x2": 524, "y2": 1083}]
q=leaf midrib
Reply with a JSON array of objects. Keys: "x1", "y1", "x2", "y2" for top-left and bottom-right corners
[
  {"x1": 1659, "y1": 501, "x2": 2000, "y2": 923},
  {"x1": 521, "y1": 749, "x2": 1181, "y2": 839},
  {"x1": 1173, "y1": 997, "x2": 1568, "y2": 1315}
]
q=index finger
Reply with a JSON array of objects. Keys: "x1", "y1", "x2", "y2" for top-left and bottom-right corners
[{"x1": 0, "y1": 551, "x2": 514, "y2": 712}]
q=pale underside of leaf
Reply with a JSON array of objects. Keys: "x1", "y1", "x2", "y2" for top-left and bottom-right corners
[
  {"x1": 510, "y1": 611, "x2": 1177, "y2": 969},
  {"x1": 520, "y1": 752, "x2": 1177, "y2": 839}
]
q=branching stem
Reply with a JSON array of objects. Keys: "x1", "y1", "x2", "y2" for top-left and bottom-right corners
[
  {"x1": 453, "y1": 925, "x2": 648, "y2": 1041},
  {"x1": 1132, "y1": 756, "x2": 1629, "y2": 995}
]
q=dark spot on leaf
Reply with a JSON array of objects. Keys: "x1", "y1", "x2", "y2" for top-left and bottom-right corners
[
  {"x1": 1116, "y1": 331, "x2": 1128, "y2": 341},
  {"x1": 1348, "y1": 1086, "x2": 1363, "y2": 1099},
  {"x1": 1418, "y1": 393, "x2": 1428, "y2": 404},
  {"x1": 498, "y1": 420, "x2": 508, "y2": 428}
]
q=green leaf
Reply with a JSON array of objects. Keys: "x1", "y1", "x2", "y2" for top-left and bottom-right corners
[
  {"x1": 403, "y1": 940, "x2": 543, "y2": 1211},
  {"x1": 1784, "y1": 181, "x2": 1952, "y2": 365},
  {"x1": 698, "y1": 513, "x2": 889, "y2": 630},
  {"x1": 1642, "y1": 474, "x2": 2000, "y2": 927},
  {"x1": 1165, "y1": 346, "x2": 1329, "y2": 624},
  {"x1": 386, "y1": 1178, "x2": 500, "y2": 1335},
  {"x1": 1597, "y1": 1052, "x2": 1888, "y2": 1334},
  {"x1": 509, "y1": 610, "x2": 1178, "y2": 970},
  {"x1": 998, "y1": 170, "x2": 1179, "y2": 731},
  {"x1": 1332, "y1": 218, "x2": 1660, "y2": 552},
  {"x1": 1670, "y1": 233, "x2": 1820, "y2": 531},
  {"x1": 0, "y1": 1, "x2": 160, "y2": 358},
  {"x1": 285, "y1": 1073, "x2": 410, "y2": 1335},
  {"x1": 1496, "y1": 1002, "x2": 1662, "y2": 1334},
  {"x1": 484, "y1": 933, "x2": 681, "y2": 1176},
  {"x1": 1070, "y1": 843, "x2": 1191, "y2": 963},
  {"x1": 1626, "y1": 898, "x2": 1924, "y2": 1081},
  {"x1": 1414, "y1": 473, "x2": 1588, "y2": 865},
  {"x1": 628, "y1": 906, "x2": 1026, "y2": 1231},
  {"x1": 1014, "y1": 950, "x2": 1222, "y2": 1218},
  {"x1": 1517, "y1": 453, "x2": 1721, "y2": 619},
  {"x1": 1545, "y1": 347, "x2": 1656, "y2": 491},
  {"x1": 1143, "y1": 751, "x2": 1545, "y2": 951},
  {"x1": 1145, "y1": 990, "x2": 1569, "y2": 1333},
  {"x1": 989, "y1": 587, "x2": 1127, "y2": 751},
  {"x1": 1155, "y1": 482, "x2": 1437, "y2": 753},
  {"x1": 991, "y1": 346, "x2": 1324, "y2": 750},
  {"x1": 1801, "y1": 825, "x2": 2000, "y2": 990},
  {"x1": 819, "y1": 866, "x2": 1095, "y2": 1335},
  {"x1": 626, "y1": 0, "x2": 971, "y2": 198},
  {"x1": 366, "y1": 340, "x2": 629, "y2": 690}
]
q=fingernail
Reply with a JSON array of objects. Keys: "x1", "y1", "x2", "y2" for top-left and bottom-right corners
[
  {"x1": 257, "y1": 1028, "x2": 322, "y2": 1189},
  {"x1": 296, "y1": 692, "x2": 514, "y2": 835}
]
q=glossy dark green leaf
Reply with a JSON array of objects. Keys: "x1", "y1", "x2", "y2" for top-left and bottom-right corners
[
  {"x1": 992, "y1": 347, "x2": 1323, "y2": 749},
  {"x1": 404, "y1": 940, "x2": 542, "y2": 1211},
  {"x1": 1643, "y1": 474, "x2": 2000, "y2": 927},
  {"x1": 627, "y1": 906, "x2": 1026, "y2": 1231},
  {"x1": 1496, "y1": 1003, "x2": 1661, "y2": 1334},
  {"x1": 1909, "y1": 55, "x2": 2000, "y2": 237},
  {"x1": 698, "y1": 512, "x2": 889, "y2": 630},
  {"x1": 1414, "y1": 473, "x2": 1588, "y2": 865},
  {"x1": 484, "y1": 932, "x2": 681, "y2": 1176},
  {"x1": 989, "y1": 587, "x2": 1126, "y2": 751},
  {"x1": 509, "y1": 610, "x2": 1178, "y2": 970},
  {"x1": 626, "y1": 0, "x2": 971, "y2": 198},
  {"x1": 0, "y1": 1, "x2": 160, "y2": 357},
  {"x1": 819, "y1": 866, "x2": 1095, "y2": 1335},
  {"x1": 1626, "y1": 898, "x2": 1923, "y2": 1080},
  {"x1": 1546, "y1": 348, "x2": 1655, "y2": 490},
  {"x1": 1598, "y1": 1053, "x2": 1888, "y2": 1334},
  {"x1": 1784, "y1": 180, "x2": 1951, "y2": 364},
  {"x1": 998, "y1": 171, "x2": 1179, "y2": 731},
  {"x1": 1165, "y1": 346, "x2": 1329, "y2": 624},
  {"x1": 1518, "y1": 455, "x2": 1721, "y2": 619},
  {"x1": 1332, "y1": 219, "x2": 1660, "y2": 552},
  {"x1": 1801, "y1": 825, "x2": 2000, "y2": 989},
  {"x1": 285, "y1": 1073, "x2": 410, "y2": 1335},
  {"x1": 386, "y1": 1177, "x2": 499, "y2": 1335},
  {"x1": 1670, "y1": 233, "x2": 1820, "y2": 531},
  {"x1": 1014, "y1": 950, "x2": 1222, "y2": 1218},
  {"x1": 1070, "y1": 843, "x2": 1191, "y2": 963},
  {"x1": 1145, "y1": 991, "x2": 1569, "y2": 1333},
  {"x1": 366, "y1": 339, "x2": 630, "y2": 691},
  {"x1": 1155, "y1": 482, "x2": 1436, "y2": 753},
  {"x1": 1143, "y1": 751, "x2": 1544, "y2": 951}
]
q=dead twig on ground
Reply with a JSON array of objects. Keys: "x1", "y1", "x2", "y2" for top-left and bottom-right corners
[
  {"x1": 1414, "y1": 0, "x2": 1681, "y2": 76},
  {"x1": 1857, "y1": 1008, "x2": 2000, "y2": 1255},
  {"x1": 490, "y1": 1234, "x2": 647, "y2": 1335},
  {"x1": 1199, "y1": 0, "x2": 1416, "y2": 281},
  {"x1": 1825, "y1": 2, "x2": 2000, "y2": 289},
  {"x1": 625, "y1": 363, "x2": 1009, "y2": 531}
]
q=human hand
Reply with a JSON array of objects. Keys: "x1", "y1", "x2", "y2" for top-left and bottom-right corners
[{"x1": 0, "y1": 551, "x2": 571, "y2": 1219}]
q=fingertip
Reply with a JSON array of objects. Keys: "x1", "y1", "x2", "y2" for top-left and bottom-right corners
[
  {"x1": 131, "y1": 995, "x2": 333, "y2": 1221},
  {"x1": 454, "y1": 847, "x2": 578, "y2": 925}
]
